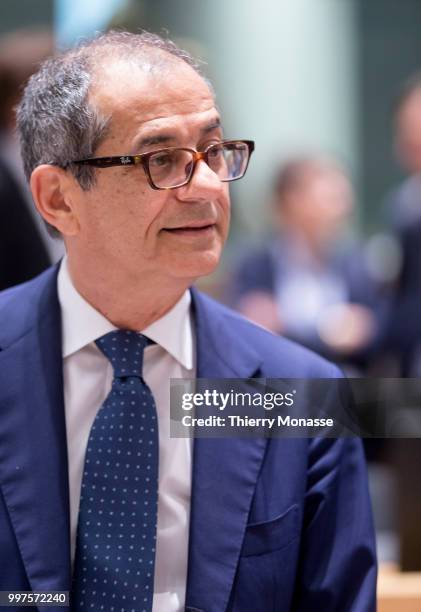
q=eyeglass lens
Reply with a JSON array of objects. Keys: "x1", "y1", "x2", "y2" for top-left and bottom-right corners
[{"x1": 147, "y1": 142, "x2": 249, "y2": 188}]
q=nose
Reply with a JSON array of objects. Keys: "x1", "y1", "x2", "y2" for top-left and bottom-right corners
[{"x1": 177, "y1": 158, "x2": 225, "y2": 201}]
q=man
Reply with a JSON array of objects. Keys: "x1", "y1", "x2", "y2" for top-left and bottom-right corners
[
  {"x1": 0, "y1": 31, "x2": 376, "y2": 611},
  {"x1": 379, "y1": 75, "x2": 421, "y2": 374}
]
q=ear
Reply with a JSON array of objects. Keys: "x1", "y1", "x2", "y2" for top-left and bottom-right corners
[{"x1": 30, "y1": 165, "x2": 81, "y2": 236}]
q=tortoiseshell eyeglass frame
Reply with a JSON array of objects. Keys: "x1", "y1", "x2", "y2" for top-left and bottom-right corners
[{"x1": 68, "y1": 139, "x2": 255, "y2": 190}]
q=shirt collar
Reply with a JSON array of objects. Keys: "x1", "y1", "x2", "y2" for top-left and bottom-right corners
[{"x1": 57, "y1": 257, "x2": 194, "y2": 370}]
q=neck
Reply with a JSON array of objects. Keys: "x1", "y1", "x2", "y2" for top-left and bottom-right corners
[{"x1": 66, "y1": 256, "x2": 191, "y2": 330}]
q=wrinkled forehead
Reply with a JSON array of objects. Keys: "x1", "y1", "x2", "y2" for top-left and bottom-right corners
[{"x1": 90, "y1": 56, "x2": 217, "y2": 140}]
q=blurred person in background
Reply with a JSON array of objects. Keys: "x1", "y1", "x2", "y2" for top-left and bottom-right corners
[
  {"x1": 372, "y1": 76, "x2": 421, "y2": 569},
  {"x1": 376, "y1": 75, "x2": 421, "y2": 375},
  {"x1": 231, "y1": 156, "x2": 382, "y2": 368},
  {"x1": 386, "y1": 74, "x2": 421, "y2": 232},
  {"x1": 0, "y1": 28, "x2": 63, "y2": 290}
]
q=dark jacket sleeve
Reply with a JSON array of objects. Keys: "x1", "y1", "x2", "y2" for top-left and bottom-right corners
[{"x1": 292, "y1": 436, "x2": 377, "y2": 611}]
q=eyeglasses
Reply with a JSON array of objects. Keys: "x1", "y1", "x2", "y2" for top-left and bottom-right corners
[{"x1": 70, "y1": 139, "x2": 255, "y2": 190}]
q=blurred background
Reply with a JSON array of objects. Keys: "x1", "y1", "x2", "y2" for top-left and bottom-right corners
[{"x1": 2, "y1": 0, "x2": 421, "y2": 606}]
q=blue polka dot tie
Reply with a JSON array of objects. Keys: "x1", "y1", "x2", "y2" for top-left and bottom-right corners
[{"x1": 71, "y1": 330, "x2": 159, "y2": 612}]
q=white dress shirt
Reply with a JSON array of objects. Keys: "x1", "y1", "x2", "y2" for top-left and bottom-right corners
[{"x1": 57, "y1": 258, "x2": 194, "y2": 612}]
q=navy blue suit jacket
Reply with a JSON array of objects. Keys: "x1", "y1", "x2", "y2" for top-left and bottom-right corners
[{"x1": 0, "y1": 266, "x2": 376, "y2": 611}]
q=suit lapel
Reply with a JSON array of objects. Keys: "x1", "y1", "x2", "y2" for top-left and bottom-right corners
[
  {"x1": 0, "y1": 269, "x2": 71, "y2": 604},
  {"x1": 185, "y1": 290, "x2": 268, "y2": 612}
]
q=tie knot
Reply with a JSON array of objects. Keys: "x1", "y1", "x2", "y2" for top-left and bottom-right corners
[{"x1": 96, "y1": 330, "x2": 150, "y2": 378}]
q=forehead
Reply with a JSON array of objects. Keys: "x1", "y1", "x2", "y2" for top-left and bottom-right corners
[{"x1": 90, "y1": 58, "x2": 219, "y2": 147}]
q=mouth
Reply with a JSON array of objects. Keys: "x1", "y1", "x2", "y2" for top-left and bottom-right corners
[{"x1": 163, "y1": 222, "x2": 216, "y2": 237}]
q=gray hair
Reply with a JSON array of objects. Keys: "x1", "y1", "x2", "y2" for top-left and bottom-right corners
[{"x1": 16, "y1": 30, "x2": 208, "y2": 235}]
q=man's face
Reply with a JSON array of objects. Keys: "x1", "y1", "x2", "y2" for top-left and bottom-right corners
[
  {"x1": 395, "y1": 90, "x2": 421, "y2": 174},
  {"x1": 67, "y1": 58, "x2": 230, "y2": 285}
]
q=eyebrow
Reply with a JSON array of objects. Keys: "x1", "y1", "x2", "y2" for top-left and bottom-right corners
[
  {"x1": 201, "y1": 117, "x2": 222, "y2": 134},
  {"x1": 132, "y1": 117, "x2": 222, "y2": 152}
]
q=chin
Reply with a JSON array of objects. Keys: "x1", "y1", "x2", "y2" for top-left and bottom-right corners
[{"x1": 170, "y1": 251, "x2": 221, "y2": 280}]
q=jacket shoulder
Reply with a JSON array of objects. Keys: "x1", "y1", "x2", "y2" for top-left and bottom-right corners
[{"x1": 0, "y1": 266, "x2": 59, "y2": 348}]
